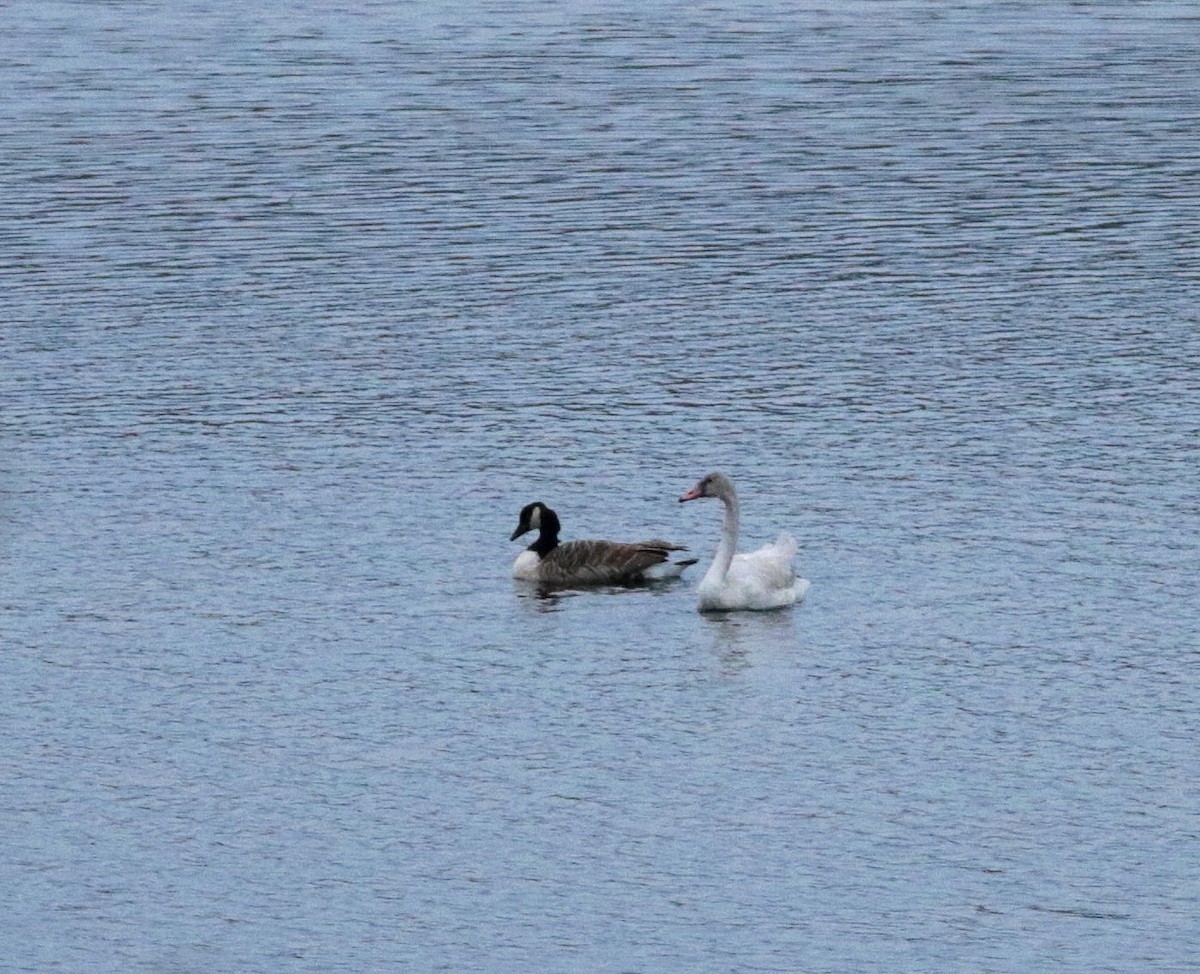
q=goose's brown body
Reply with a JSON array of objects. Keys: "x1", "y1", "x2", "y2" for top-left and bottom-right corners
[{"x1": 510, "y1": 502, "x2": 694, "y2": 587}]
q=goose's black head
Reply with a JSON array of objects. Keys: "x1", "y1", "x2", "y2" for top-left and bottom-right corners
[{"x1": 510, "y1": 502, "x2": 561, "y2": 556}]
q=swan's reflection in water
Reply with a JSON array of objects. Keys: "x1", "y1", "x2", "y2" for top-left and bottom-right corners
[{"x1": 702, "y1": 608, "x2": 800, "y2": 672}]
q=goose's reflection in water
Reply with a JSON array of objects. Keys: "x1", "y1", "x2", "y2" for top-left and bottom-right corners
[{"x1": 513, "y1": 575, "x2": 696, "y2": 614}]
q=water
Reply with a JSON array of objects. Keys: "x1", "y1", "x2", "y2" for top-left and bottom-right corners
[{"x1": 3, "y1": 1, "x2": 1199, "y2": 971}]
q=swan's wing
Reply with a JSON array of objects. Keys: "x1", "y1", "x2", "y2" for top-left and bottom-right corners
[
  {"x1": 540, "y1": 539, "x2": 682, "y2": 585},
  {"x1": 727, "y1": 556, "x2": 796, "y2": 592},
  {"x1": 729, "y1": 533, "x2": 796, "y2": 563},
  {"x1": 728, "y1": 533, "x2": 799, "y2": 591}
]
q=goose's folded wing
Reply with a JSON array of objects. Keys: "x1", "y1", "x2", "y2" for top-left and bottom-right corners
[{"x1": 541, "y1": 540, "x2": 678, "y2": 585}]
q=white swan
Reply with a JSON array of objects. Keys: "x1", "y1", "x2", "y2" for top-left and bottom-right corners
[
  {"x1": 678, "y1": 472, "x2": 809, "y2": 612},
  {"x1": 510, "y1": 501, "x2": 697, "y2": 587}
]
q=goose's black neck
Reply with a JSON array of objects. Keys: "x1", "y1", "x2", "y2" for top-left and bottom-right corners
[{"x1": 529, "y1": 506, "x2": 561, "y2": 557}]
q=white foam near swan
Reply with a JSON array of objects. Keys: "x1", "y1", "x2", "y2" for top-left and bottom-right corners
[{"x1": 678, "y1": 472, "x2": 810, "y2": 612}]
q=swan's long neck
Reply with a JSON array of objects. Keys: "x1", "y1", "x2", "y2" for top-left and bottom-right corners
[{"x1": 704, "y1": 488, "x2": 739, "y2": 586}]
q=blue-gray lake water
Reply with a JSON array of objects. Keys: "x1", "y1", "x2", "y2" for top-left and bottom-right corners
[{"x1": 3, "y1": 1, "x2": 1198, "y2": 971}]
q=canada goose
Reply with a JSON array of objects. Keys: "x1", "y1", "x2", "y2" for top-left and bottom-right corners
[
  {"x1": 510, "y1": 501, "x2": 696, "y2": 587},
  {"x1": 678, "y1": 472, "x2": 809, "y2": 611}
]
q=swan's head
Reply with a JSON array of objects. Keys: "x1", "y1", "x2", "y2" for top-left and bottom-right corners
[
  {"x1": 679, "y1": 472, "x2": 734, "y2": 503},
  {"x1": 510, "y1": 501, "x2": 558, "y2": 541}
]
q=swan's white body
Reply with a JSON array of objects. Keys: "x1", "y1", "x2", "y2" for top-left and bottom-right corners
[{"x1": 680, "y1": 473, "x2": 809, "y2": 612}]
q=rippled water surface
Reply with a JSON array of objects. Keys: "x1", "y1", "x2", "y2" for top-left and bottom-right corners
[{"x1": 3, "y1": 2, "x2": 1199, "y2": 971}]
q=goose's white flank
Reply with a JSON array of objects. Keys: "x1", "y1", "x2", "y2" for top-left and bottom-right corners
[
  {"x1": 678, "y1": 472, "x2": 809, "y2": 612},
  {"x1": 510, "y1": 501, "x2": 696, "y2": 587}
]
